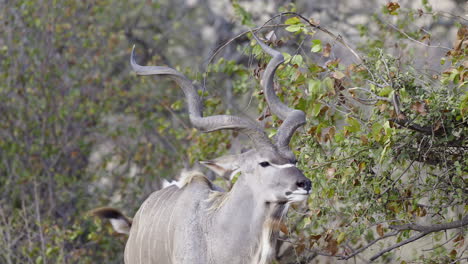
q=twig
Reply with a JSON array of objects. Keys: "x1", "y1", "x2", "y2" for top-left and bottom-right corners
[
  {"x1": 390, "y1": 214, "x2": 468, "y2": 233},
  {"x1": 378, "y1": 160, "x2": 415, "y2": 197},
  {"x1": 369, "y1": 231, "x2": 429, "y2": 261},
  {"x1": 390, "y1": 116, "x2": 442, "y2": 136},
  {"x1": 207, "y1": 24, "x2": 288, "y2": 65},
  {"x1": 340, "y1": 231, "x2": 399, "y2": 260},
  {"x1": 369, "y1": 214, "x2": 468, "y2": 261},
  {"x1": 309, "y1": 148, "x2": 371, "y2": 170},
  {"x1": 207, "y1": 12, "x2": 366, "y2": 66},
  {"x1": 348, "y1": 87, "x2": 391, "y2": 103},
  {"x1": 277, "y1": 12, "x2": 365, "y2": 63},
  {"x1": 420, "y1": 11, "x2": 468, "y2": 23},
  {"x1": 422, "y1": 232, "x2": 459, "y2": 252},
  {"x1": 450, "y1": 257, "x2": 468, "y2": 264},
  {"x1": 384, "y1": 22, "x2": 451, "y2": 51}
]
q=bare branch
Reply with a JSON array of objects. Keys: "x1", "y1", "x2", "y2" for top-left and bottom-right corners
[
  {"x1": 340, "y1": 231, "x2": 399, "y2": 260},
  {"x1": 369, "y1": 215, "x2": 468, "y2": 261},
  {"x1": 384, "y1": 22, "x2": 451, "y2": 51},
  {"x1": 390, "y1": 117, "x2": 442, "y2": 135},
  {"x1": 369, "y1": 231, "x2": 429, "y2": 261},
  {"x1": 390, "y1": 214, "x2": 468, "y2": 233},
  {"x1": 379, "y1": 160, "x2": 415, "y2": 197}
]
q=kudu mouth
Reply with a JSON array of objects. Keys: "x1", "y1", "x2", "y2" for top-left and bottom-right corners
[{"x1": 285, "y1": 171, "x2": 311, "y2": 203}]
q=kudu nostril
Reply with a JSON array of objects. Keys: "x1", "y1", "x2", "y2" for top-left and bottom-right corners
[{"x1": 296, "y1": 179, "x2": 312, "y2": 191}]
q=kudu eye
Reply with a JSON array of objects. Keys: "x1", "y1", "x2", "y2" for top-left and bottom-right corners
[{"x1": 259, "y1": 161, "x2": 270, "y2": 167}]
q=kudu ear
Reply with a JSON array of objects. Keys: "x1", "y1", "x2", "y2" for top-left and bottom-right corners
[
  {"x1": 200, "y1": 155, "x2": 240, "y2": 181},
  {"x1": 89, "y1": 207, "x2": 132, "y2": 235}
]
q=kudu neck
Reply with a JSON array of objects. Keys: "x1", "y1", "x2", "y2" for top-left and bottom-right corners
[{"x1": 209, "y1": 175, "x2": 286, "y2": 262}]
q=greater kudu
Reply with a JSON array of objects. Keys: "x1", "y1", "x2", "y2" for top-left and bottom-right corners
[{"x1": 93, "y1": 33, "x2": 311, "y2": 264}]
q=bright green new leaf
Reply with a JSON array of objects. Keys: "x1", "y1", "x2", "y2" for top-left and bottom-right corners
[
  {"x1": 311, "y1": 39, "x2": 322, "y2": 52},
  {"x1": 311, "y1": 103, "x2": 322, "y2": 117},
  {"x1": 285, "y1": 16, "x2": 301, "y2": 25},
  {"x1": 345, "y1": 117, "x2": 361, "y2": 133},
  {"x1": 337, "y1": 232, "x2": 346, "y2": 244},
  {"x1": 378, "y1": 86, "x2": 393, "y2": 97},
  {"x1": 285, "y1": 24, "x2": 302, "y2": 33},
  {"x1": 291, "y1": 55, "x2": 303, "y2": 66}
]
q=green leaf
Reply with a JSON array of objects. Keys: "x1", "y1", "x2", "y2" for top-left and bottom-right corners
[
  {"x1": 378, "y1": 86, "x2": 393, "y2": 97},
  {"x1": 291, "y1": 55, "x2": 303, "y2": 66},
  {"x1": 285, "y1": 24, "x2": 302, "y2": 33},
  {"x1": 345, "y1": 117, "x2": 361, "y2": 133},
  {"x1": 311, "y1": 39, "x2": 322, "y2": 52},
  {"x1": 285, "y1": 17, "x2": 301, "y2": 25},
  {"x1": 282, "y1": 52, "x2": 292, "y2": 64},
  {"x1": 337, "y1": 232, "x2": 346, "y2": 244},
  {"x1": 371, "y1": 122, "x2": 383, "y2": 142},
  {"x1": 311, "y1": 103, "x2": 322, "y2": 117},
  {"x1": 232, "y1": 1, "x2": 253, "y2": 26},
  {"x1": 308, "y1": 79, "x2": 324, "y2": 100}
]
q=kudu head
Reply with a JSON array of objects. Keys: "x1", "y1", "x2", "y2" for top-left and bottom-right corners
[{"x1": 131, "y1": 33, "x2": 311, "y2": 204}]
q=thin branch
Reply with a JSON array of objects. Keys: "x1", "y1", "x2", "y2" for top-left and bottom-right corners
[
  {"x1": 420, "y1": 11, "x2": 468, "y2": 23},
  {"x1": 369, "y1": 214, "x2": 468, "y2": 261},
  {"x1": 309, "y1": 148, "x2": 371, "y2": 170},
  {"x1": 390, "y1": 214, "x2": 468, "y2": 233},
  {"x1": 340, "y1": 231, "x2": 399, "y2": 260},
  {"x1": 207, "y1": 11, "x2": 366, "y2": 67},
  {"x1": 384, "y1": 22, "x2": 451, "y2": 51},
  {"x1": 450, "y1": 257, "x2": 468, "y2": 264},
  {"x1": 278, "y1": 12, "x2": 365, "y2": 63},
  {"x1": 207, "y1": 24, "x2": 288, "y2": 65},
  {"x1": 369, "y1": 231, "x2": 429, "y2": 261},
  {"x1": 388, "y1": 91, "x2": 438, "y2": 138},
  {"x1": 390, "y1": 116, "x2": 442, "y2": 136},
  {"x1": 422, "y1": 232, "x2": 459, "y2": 252},
  {"x1": 379, "y1": 160, "x2": 415, "y2": 197}
]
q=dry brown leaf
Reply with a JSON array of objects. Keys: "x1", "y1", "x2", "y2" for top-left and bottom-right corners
[
  {"x1": 325, "y1": 238, "x2": 339, "y2": 255},
  {"x1": 295, "y1": 243, "x2": 306, "y2": 255},
  {"x1": 417, "y1": 9, "x2": 424, "y2": 17},
  {"x1": 411, "y1": 101, "x2": 427, "y2": 116},
  {"x1": 307, "y1": 126, "x2": 317, "y2": 136},
  {"x1": 417, "y1": 207, "x2": 427, "y2": 217},
  {"x1": 376, "y1": 224, "x2": 384, "y2": 237},
  {"x1": 420, "y1": 34, "x2": 431, "y2": 42},
  {"x1": 360, "y1": 135, "x2": 368, "y2": 145},
  {"x1": 332, "y1": 71, "x2": 345, "y2": 80},
  {"x1": 326, "y1": 167, "x2": 336, "y2": 179},
  {"x1": 453, "y1": 25, "x2": 468, "y2": 51},
  {"x1": 386, "y1": 2, "x2": 400, "y2": 13},
  {"x1": 378, "y1": 103, "x2": 388, "y2": 112},
  {"x1": 323, "y1": 43, "x2": 332, "y2": 57},
  {"x1": 322, "y1": 126, "x2": 336, "y2": 142},
  {"x1": 325, "y1": 58, "x2": 341, "y2": 68},
  {"x1": 454, "y1": 235, "x2": 465, "y2": 248},
  {"x1": 310, "y1": 234, "x2": 322, "y2": 241}
]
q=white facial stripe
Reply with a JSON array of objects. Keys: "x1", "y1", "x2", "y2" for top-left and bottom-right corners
[
  {"x1": 286, "y1": 193, "x2": 309, "y2": 203},
  {"x1": 270, "y1": 163, "x2": 295, "y2": 169},
  {"x1": 292, "y1": 189, "x2": 308, "y2": 195}
]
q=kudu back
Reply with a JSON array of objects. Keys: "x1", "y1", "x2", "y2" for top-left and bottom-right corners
[{"x1": 92, "y1": 33, "x2": 311, "y2": 264}]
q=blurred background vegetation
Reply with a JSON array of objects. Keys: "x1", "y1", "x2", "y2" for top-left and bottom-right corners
[{"x1": 0, "y1": 0, "x2": 466, "y2": 263}]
